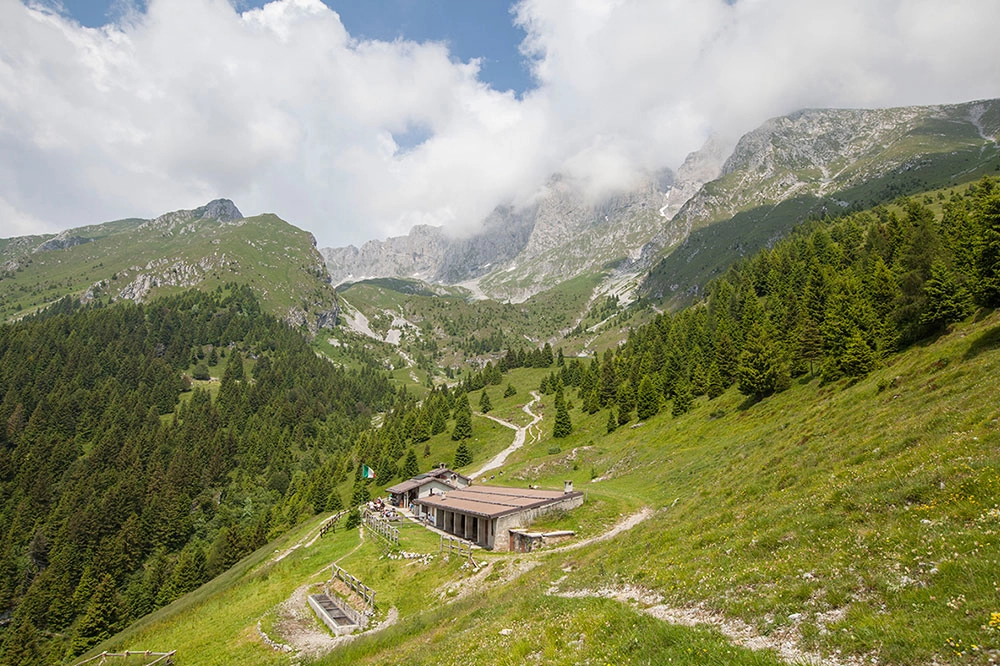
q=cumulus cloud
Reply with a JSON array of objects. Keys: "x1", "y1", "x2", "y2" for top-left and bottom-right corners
[{"x1": 1, "y1": 0, "x2": 998, "y2": 247}]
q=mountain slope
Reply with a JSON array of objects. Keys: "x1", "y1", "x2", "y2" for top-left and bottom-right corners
[
  {"x1": 643, "y1": 98, "x2": 1000, "y2": 304},
  {"x1": 320, "y1": 99, "x2": 1000, "y2": 310},
  {"x1": 85, "y1": 297, "x2": 1000, "y2": 666},
  {"x1": 0, "y1": 200, "x2": 338, "y2": 331}
]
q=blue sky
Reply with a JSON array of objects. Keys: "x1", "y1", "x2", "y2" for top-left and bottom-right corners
[
  {"x1": 55, "y1": 0, "x2": 534, "y2": 94},
  {"x1": 4, "y1": 0, "x2": 1000, "y2": 246}
]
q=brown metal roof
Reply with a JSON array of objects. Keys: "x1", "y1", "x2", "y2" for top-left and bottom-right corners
[
  {"x1": 411, "y1": 485, "x2": 581, "y2": 519},
  {"x1": 386, "y1": 477, "x2": 456, "y2": 495}
]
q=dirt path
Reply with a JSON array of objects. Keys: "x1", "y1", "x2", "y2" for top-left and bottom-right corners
[
  {"x1": 544, "y1": 507, "x2": 652, "y2": 553},
  {"x1": 471, "y1": 391, "x2": 542, "y2": 478},
  {"x1": 549, "y1": 585, "x2": 864, "y2": 666}
]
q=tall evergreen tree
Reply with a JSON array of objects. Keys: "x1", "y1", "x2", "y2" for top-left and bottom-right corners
[
  {"x1": 975, "y1": 190, "x2": 1000, "y2": 305},
  {"x1": 71, "y1": 574, "x2": 119, "y2": 656},
  {"x1": 921, "y1": 261, "x2": 972, "y2": 332},
  {"x1": 672, "y1": 378, "x2": 693, "y2": 417},
  {"x1": 479, "y1": 390, "x2": 492, "y2": 414},
  {"x1": 552, "y1": 387, "x2": 573, "y2": 438},
  {"x1": 402, "y1": 448, "x2": 419, "y2": 479},
  {"x1": 737, "y1": 325, "x2": 789, "y2": 399},
  {"x1": 454, "y1": 440, "x2": 473, "y2": 467},
  {"x1": 635, "y1": 374, "x2": 660, "y2": 420},
  {"x1": 451, "y1": 408, "x2": 472, "y2": 440}
]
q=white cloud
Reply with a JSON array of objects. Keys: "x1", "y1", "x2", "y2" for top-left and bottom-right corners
[{"x1": 1, "y1": 0, "x2": 998, "y2": 247}]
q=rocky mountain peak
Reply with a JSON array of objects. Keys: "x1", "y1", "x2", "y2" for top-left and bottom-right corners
[
  {"x1": 193, "y1": 199, "x2": 243, "y2": 222},
  {"x1": 141, "y1": 198, "x2": 244, "y2": 233}
]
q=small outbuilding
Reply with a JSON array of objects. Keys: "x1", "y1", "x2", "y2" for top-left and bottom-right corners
[
  {"x1": 386, "y1": 465, "x2": 471, "y2": 509},
  {"x1": 411, "y1": 481, "x2": 583, "y2": 551}
]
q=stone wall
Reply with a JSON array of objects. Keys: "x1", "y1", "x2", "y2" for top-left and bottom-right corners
[{"x1": 493, "y1": 493, "x2": 584, "y2": 552}]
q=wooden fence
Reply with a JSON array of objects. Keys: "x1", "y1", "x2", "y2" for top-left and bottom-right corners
[
  {"x1": 440, "y1": 535, "x2": 474, "y2": 562},
  {"x1": 320, "y1": 509, "x2": 348, "y2": 537},
  {"x1": 331, "y1": 563, "x2": 376, "y2": 610},
  {"x1": 73, "y1": 651, "x2": 175, "y2": 666},
  {"x1": 362, "y1": 510, "x2": 399, "y2": 546}
]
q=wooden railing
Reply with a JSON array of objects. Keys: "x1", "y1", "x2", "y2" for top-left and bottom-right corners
[
  {"x1": 331, "y1": 562, "x2": 376, "y2": 610},
  {"x1": 320, "y1": 509, "x2": 348, "y2": 537},
  {"x1": 73, "y1": 651, "x2": 176, "y2": 665},
  {"x1": 440, "y1": 534, "x2": 474, "y2": 561},
  {"x1": 362, "y1": 509, "x2": 399, "y2": 546}
]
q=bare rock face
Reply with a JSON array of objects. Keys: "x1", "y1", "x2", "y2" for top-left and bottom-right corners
[
  {"x1": 140, "y1": 198, "x2": 244, "y2": 233},
  {"x1": 321, "y1": 224, "x2": 449, "y2": 286},
  {"x1": 320, "y1": 98, "x2": 1000, "y2": 303}
]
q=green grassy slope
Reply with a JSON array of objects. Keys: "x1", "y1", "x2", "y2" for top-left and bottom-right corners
[
  {"x1": 331, "y1": 273, "x2": 619, "y2": 374},
  {"x1": 0, "y1": 214, "x2": 335, "y2": 327},
  {"x1": 96, "y1": 308, "x2": 1000, "y2": 666}
]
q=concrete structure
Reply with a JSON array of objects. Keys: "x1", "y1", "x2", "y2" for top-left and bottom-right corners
[
  {"x1": 410, "y1": 482, "x2": 583, "y2": 551},
  {"x1": 386, "y1": 465, "x2": 471, "y2": 509}
]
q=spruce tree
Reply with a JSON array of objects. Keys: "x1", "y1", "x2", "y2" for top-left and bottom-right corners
[
  {"x1": 737, "y1": 325, "x2": 789, "y2": 399},
  {"x1": 504, "y1": 383, "x2": 517, "y2": 398},
  {"x1": 402, "y1": 448, "x2": 419, "y2": 478},
  {"x1": 454, "y1": 440, "x2": 473, "y2": 467},
  {"x1": 706, "y1": 363, "x2": 725, "y2": 399},
  {"x1": 616, "y1": 379, "x2": 634, "y2": 425},
  {"x1": 975, "y1": 190, "x2": 1000, "y2": 305},
  {"x1": 553, "y1": 387, "x2": 573, "y2": 438},
  {"x1": 451, "y1": 408, "x2": 472, "y2": 440},
  {"x1": 921, "y1": 261, "x2": 972, "y2": 332},
  {"x1": 411, "y1": 411, "x2": 430, "y2": 443},
  {"x1": 606, "y1": 408, "x2": 618, "y2": 434},
  {"x1": 839, "y1": 330, "x2": 876, "y2": 378},
  {"x1": 479, "y1": 390, "x2": 492, "y2": 413},
  {"x1": 430, "y1": 408, "x2": 447, "y2": 435},
  {"x1": 71, "y1": 574, "x2": 119, "y2": 655},
  {"x1": 672, "y1": 378, "x2": 693, "y2": 416},
  {"x1": 636, "y1": 374, "x2": 660, "y2": 420},
  {"x1": 326, "y1": 488, "x2": 344, "y2": 513}
]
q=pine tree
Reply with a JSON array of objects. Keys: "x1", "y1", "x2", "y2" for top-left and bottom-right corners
[
  {"x1": 921, "y1": 260, "x2": 972, "y2": 332},
  {"x1": 503, "y1": 383, "x2": 517, "y2": 398},
  {"x1": 479, "y1": 390, "x2": 492, "y2": 414},
  {"x1": 839, "y1": 330, "x2": 876, "y2": 378},
  {"x1": 326, "y1": 488, "x2": 344, "y2": 513},
  {"x1": 606, "y1": 408, "x2": 618, "y2": 434},
  {"x1": 454, "y1": 440, "x2": 473, "y2": 467},
  {"x1": 553, "y1": 387, "x2": 572, "y2": 438},
  {"x1": 737, "y1": 325, "x2": 789, "y2": 400},
  {"x1": 975, "y1": 190, "x2": 1000, "y2": 305},
  {"x1": 71, "y1": 574, "x2": 119, "y2": 655},
  {"x1": 635, "y1": 374, "x2": 660, "y2": 420},
  {"x1": 672, "y1": 378, "x2": 693, "y2": 416},
  {"x1": 402, "y1": 448, "x2": 419, "y2": 478},
  {"x1": 451, "y1": 408, "x2": 472, "y2": 440},
  {"x1": 706, "y1": 363, "x2": 724, "y2": 399},
  {"x1": 616, "y1": 379, "x2": 634, "y2": 425}
]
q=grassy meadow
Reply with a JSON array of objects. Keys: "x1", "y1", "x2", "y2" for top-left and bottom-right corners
[{"x1": 86, "y1": 305, "x2": 1000, "y2": 665}]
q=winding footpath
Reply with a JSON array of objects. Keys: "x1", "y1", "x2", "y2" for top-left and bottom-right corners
[{"x1": 470, "y1": 391, "x2": 543, "y2": 479}]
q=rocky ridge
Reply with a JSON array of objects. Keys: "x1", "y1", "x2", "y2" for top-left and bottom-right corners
[{"x1": 321, "y1": 98, "x2": 1000, "y2": 307}]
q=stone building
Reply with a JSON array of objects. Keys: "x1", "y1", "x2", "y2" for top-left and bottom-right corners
[
  {"x1": 386, "y1": 465, "x2": 471, "y2": 509},
  {"x1": 410, "y1": 481, "x2": 583, "y2": 551}
]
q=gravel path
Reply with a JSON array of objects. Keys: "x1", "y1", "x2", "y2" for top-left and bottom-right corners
[{"x1": 470, "y1": 391, "x2": 542, "y2": 478}]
